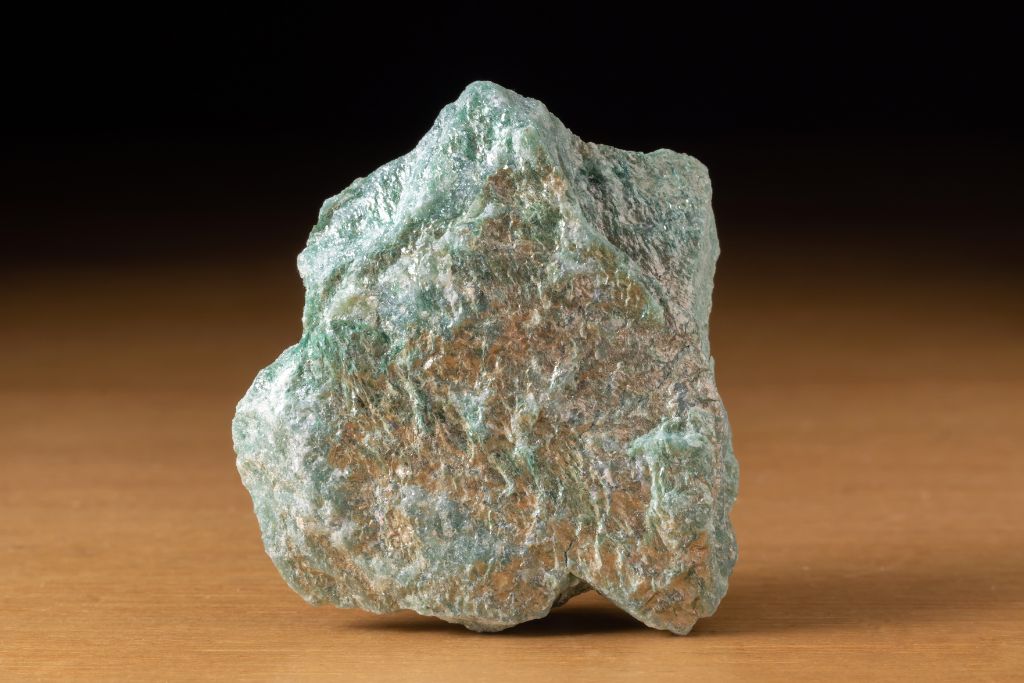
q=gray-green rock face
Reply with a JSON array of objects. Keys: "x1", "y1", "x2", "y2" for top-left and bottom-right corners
[{"x1": 233, "y1": 81, "x2": 738, "y2": 634}]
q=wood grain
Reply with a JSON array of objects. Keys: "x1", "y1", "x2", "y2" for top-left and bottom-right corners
[{"x1": 2, "y1": 247, "x2": 1022, "y2": 681}]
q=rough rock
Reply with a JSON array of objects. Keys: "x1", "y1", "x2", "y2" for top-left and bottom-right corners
[{"x1": 232, "y1": 81, "x2": 738, "y2": 634}]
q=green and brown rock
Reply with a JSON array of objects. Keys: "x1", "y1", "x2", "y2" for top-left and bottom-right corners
[{"x1": 232, "y1": 81, "x2": 738, "y2": 634}]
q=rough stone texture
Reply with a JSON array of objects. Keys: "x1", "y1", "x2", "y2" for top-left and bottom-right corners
[{"x1": 232, "y1": 81, "x2": 738, "y2": 634}]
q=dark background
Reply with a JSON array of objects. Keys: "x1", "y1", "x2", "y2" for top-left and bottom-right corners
[{"x1": 2, "y1": 6, "x2": 1020, "y2": 272}]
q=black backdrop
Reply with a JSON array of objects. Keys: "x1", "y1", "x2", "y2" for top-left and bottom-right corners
[{"x1": 3, "y1": 5, "x2": 1020, "y2": 268}]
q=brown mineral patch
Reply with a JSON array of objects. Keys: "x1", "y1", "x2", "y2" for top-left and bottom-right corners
[{"x1": 484, "y1": 167, "x2": 517, "y2": 201}]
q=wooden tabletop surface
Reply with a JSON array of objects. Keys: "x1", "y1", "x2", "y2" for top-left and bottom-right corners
[{"x1": 3, "y1": 242, "x2": 1022, "y2": 681}]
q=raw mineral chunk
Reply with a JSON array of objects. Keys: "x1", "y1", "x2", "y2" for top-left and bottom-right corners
[{"x1": 232, "y1": 81, "x2": 738, "y2": 634}]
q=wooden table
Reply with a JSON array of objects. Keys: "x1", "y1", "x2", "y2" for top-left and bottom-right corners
[{"x1": 3, "y1": 241, "x2": 1022, "y2": 681}]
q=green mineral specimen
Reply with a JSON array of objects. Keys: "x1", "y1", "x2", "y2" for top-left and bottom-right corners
[{"x1": 233, "y1": 81, "x2": 738, "y2": 634}]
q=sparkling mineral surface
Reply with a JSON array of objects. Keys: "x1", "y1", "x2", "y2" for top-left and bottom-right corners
[{"x1": 233, "y1": 81, "x2": 738, "y2": 634}]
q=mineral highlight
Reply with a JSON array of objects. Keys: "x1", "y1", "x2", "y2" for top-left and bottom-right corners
[{"x1": 232, "y1": 81, "x2": 738, "y2": 634}]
